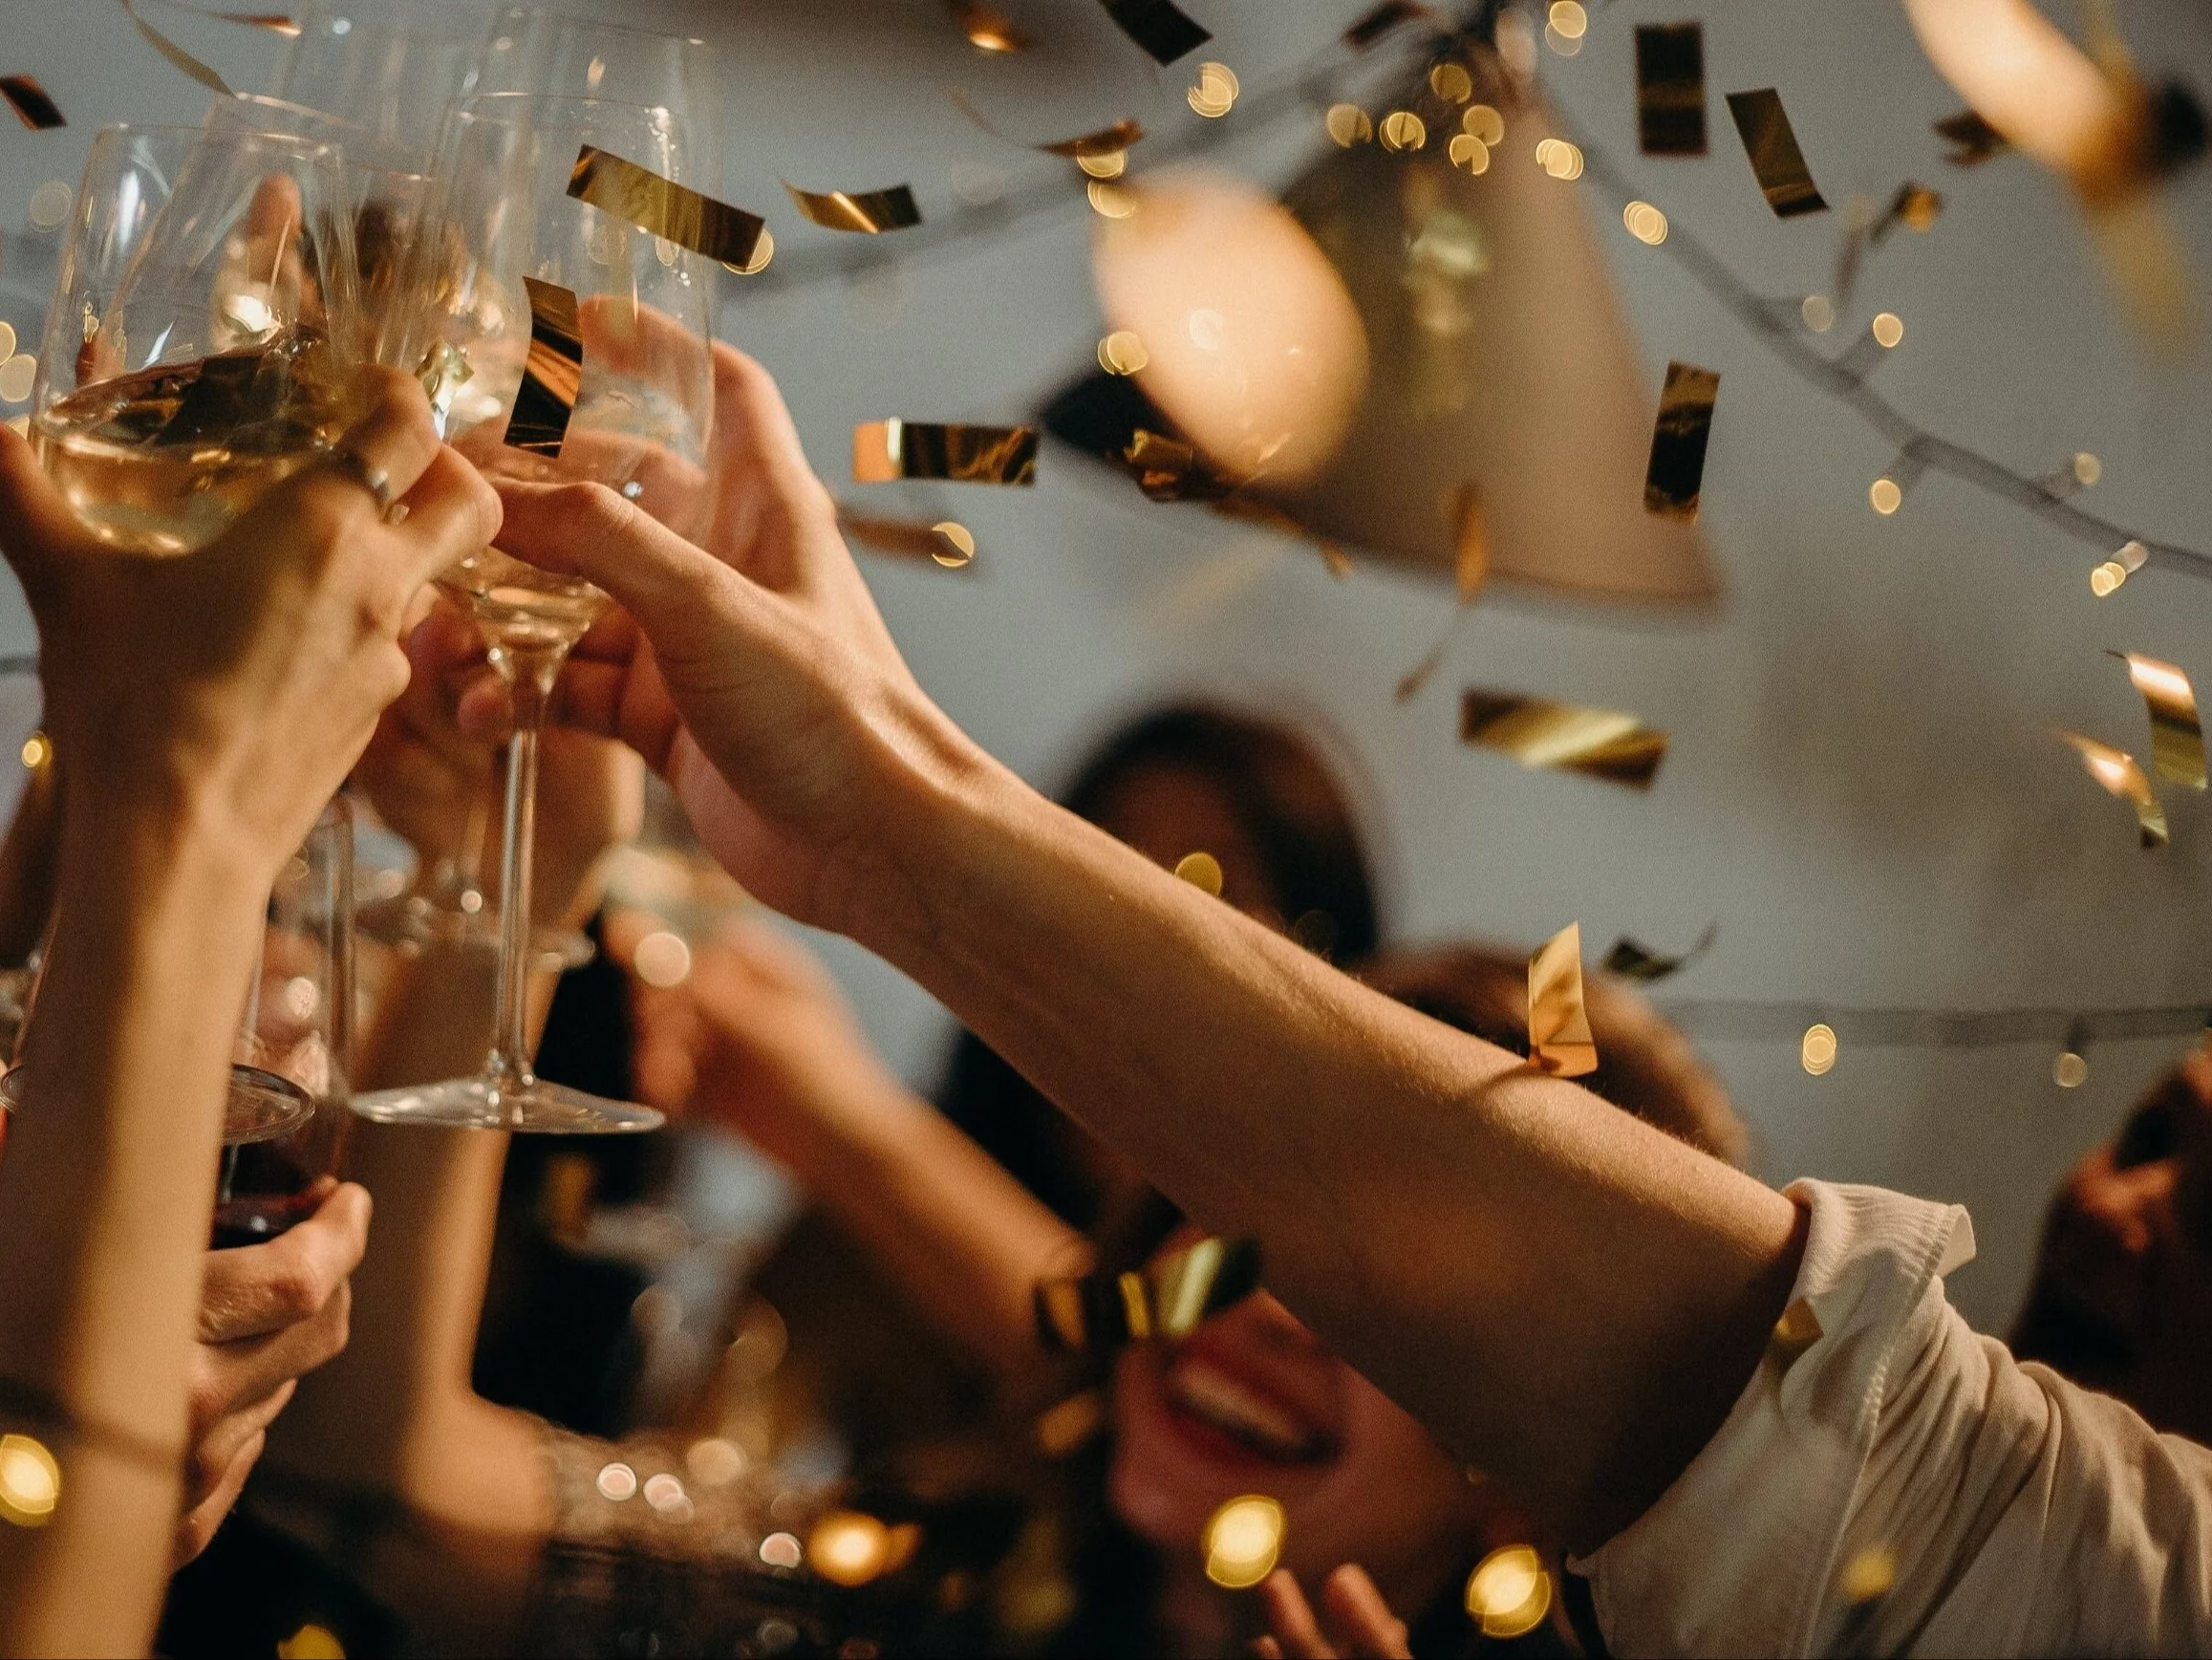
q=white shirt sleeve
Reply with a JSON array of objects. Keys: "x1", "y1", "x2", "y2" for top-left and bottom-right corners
[{"x1": 1576, "y1": 1178, "x2": 2212, "y2": 1657}]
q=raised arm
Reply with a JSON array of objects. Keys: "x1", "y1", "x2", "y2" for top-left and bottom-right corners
[
  {"x1": 0, "y1": 372, "x2": 497, "y2": 1654},
  {"x1": 485, "y1": 344, "x2": 1802, "y2": 1553}
]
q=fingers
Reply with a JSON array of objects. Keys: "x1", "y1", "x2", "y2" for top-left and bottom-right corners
[
  {"x1": 293, "y1": 367, "x2": 443, "y2": 527},
  {"x1": 183, "y1": 1378, "x2": 295, "y2": 1510},
  {"x1": 0, "y1": 424, "x2": 95, "y2": 598},
  {"x1": 1262, "y1": 1571, "x2": 1339, "y2": 1660},
  {"x1": 172, "y1": 1429, "x2": 264, "y2": 1568},
  {"x1": 492, "y1": 477, "x2": 742, "y2": 636},
  {"x1": 189, "y1": 1279, "x2": 351, "y2": 1434},
  {"x1": 385, "y1": 444, "x2": 504, "y2": 593},
  {"x1": 198, "y1": 1181, "x2": 370, "y2": 1344},
  {"x1": 1319, "y1": 1564, "x2": 1413, "y2": 1659}
]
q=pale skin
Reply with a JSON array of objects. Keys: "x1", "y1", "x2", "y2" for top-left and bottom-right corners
[
  {"x1": 0, "y1": 369, "x2": 499, "y2": 1656},
  {"x1": 469, "y1": 340, "x2": 1808, "y2": 1553}
]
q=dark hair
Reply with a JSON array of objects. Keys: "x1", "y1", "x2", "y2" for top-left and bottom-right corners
[{"x1": 941, "y1": 702, "x2": 1380, "y2": 1230}]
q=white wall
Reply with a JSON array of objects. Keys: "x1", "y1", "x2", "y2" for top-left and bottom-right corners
[{"x1": 4, "y1": 0, "x2": 2210, "y2": 1331}]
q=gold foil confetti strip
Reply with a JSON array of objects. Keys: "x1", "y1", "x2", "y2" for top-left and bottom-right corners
[
  {"x1": 950, "y1": 0, "x2": 1027, "y2": 53},
  {"x1": 508, "y1": 276, "x2": 583, "y2": 458},
  {"x1": 1935, "y1": 108, "x2": 2009, "y2": 166},
  {"x1": 1528, "y1": 923, "x2": 1598, "y2": 1078},
  {"x1": 1100, "y1": 0, "x2": 1212, "y2": 66},
  {"x1": 2059, "y1": 730, "x2": 2167, "y2": 848},
  {"x1": 784, "y1": 182, "x2": 921, "y2": 235},
  {"x1": 1643, "y1": 360, "x2": 1720, "y2": 521},
  {"x1": 218, "y1": 12, "x2": 299, "y2": 34},
  {"x1": 0, "y1": 77, "x2": 62, "y2": 131},
  {"x1": 2091, "y1": 538, "x2": 2150, "y2": 595},
  {"x1": 2111, "y1": 651, "x2": 2207, "y2": 788},
  {"x1": 1035, "y1": 1235, "x2": 1261, "y2": 1354},
  {"x1": 1725, "y1": 88, "x2": 1828, "y2": 217},
  {"x1": 1461, "y1": 690, "x2": 1669, "y2": 789},
  {"x1": 568, "y1": 145, "x2": 765, "y2": 269},
  {"x1": 1452, "y1": 482, "x2": 1488, "y2": 601},
  {"x1": 1187, "y1": 61, "x2": 1238, "y2": 119},
  {"x1": 949, "y1": 92, "x2": 1145, "y2": 160},
  {"x1": 1123, "y1": 427, "x2": 1238, "y2": 502},
  {"x1": 1635, "y1": 24, "x2": 1706, "y2": 156},
  {"x1": 118, "y1": 0, "x2": 235, "y2": 96},
  {"x1": 852, "y1": 419, "x2": 1038, "y2": 485},
  {"x1": 1344, "y1": 0, "x2": 1430, "y2": 49},
  {"x1": 1602, "y1": 922, "x2": 1717, "y2": 982}
]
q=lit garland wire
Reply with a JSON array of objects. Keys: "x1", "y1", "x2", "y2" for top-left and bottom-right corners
[{"x1": 1654, "y1": 997, "x2": 2207, "y2": 1049}]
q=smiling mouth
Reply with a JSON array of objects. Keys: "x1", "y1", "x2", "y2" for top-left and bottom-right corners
[{"x1": 1163, "y1": 1355, "x2": 1340, "y2": 1465}]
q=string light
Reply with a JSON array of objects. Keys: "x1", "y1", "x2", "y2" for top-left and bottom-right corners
[
  {"x1": 1801, "y1": 294, "x2": 1836, "y2": 332},
  {"x1": 1326, "y1": 103, "x2": 1373, "y2": 146},
  {"x1": 1077, "y1": 150, "x2": 1127, "y2": 180},
  {"x1": 1622, "y1": 201, "x2": 1668, "y2": 245},
  {"x1": 1800, "y1": 1023, "x2": 1839, "y2": 1075},
  {"x1": 1202, "y1": 1496, "x2": 1283, "y2": 1588},
  {"x1": 0, "y1": 1434, "x2": 59, "y2": 1526},
  {"x1": 1380, "y1": 110, "x2": 1428, "y2": 152},
  {"x1": 2053, "y1": 1050, "x2": 2089, "y2": 1087},
  {"x1": 1465, "y1": 1544, "x2": 1553, "y2": 1639},
  {"x1": 1870, "y1": 476, "x2": 1903, "y2": 515},
  {"x1": 808, "y1": 1511, "x2": 893, "y2": 1586},
  {"x1": 1871, "y1": 311, "x2": 1905, "y2": 348}
]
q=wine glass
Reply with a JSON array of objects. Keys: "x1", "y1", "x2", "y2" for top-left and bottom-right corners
[
  {"x1": 352, "y1": 95, "x2": 715, "y2": 1133},
  {"x1": 271, "y1": 0, "x2": 507, "y2": 174},
  {"x1": 483, "y1": 11, "x2": 723, "y2": 187}
]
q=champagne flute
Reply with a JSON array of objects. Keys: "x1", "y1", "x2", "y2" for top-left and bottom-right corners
[
  {"x1": 353, "y1": 95, "x2": 714, "y2": 1133},
  {"x1": 483, "y1": 10, "x2": 723, "y2": 186}
]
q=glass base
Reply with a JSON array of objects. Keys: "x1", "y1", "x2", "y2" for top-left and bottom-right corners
[
  {"x1": 352, "y1": 1072, "x2": 663, "y2": 1133},
  {"x1": 0, "y1": 1061, "x2": 313, "y2": 1147},
  {"x1": 356, "y1": 893, "x2": 596, "y2": 973}
]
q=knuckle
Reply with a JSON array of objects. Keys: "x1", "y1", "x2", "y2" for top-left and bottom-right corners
[{"x1": 265, "y1": 1259, "x2": 328, "y2": 1324}]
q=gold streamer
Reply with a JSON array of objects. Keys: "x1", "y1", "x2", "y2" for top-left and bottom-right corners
[
  {"x1": 1643, "y1": 361, "x2": 1720, "y2": 522},
  {"x1": 1635, "y1": 24, "x2": 1706, "y2": 156},
  {"x1": 508, "y1": 276, "x2": 583, "y2": 458},
  {"x1": 1528, "y1": 923, "x2": 1599, "y2": 1078},
  {"x1": 2112, "y1": 651, "x2": 2207, "y2": 788},
  {"x1": 568, "y1": 145, "x2": 765, "y2": 269},
  {"x1": 852, "y1": 419, "x2": 1037, "y2": 485},
  {"x1": 2059, "y1": 729, "x2": 2168, "y2": 847},
  {"x1": 1460, "y1": 690, "x2": 1668, "y2": 789},
  {"x1": 1725, "y1": 88, "x2": 1828, "y2": 217},
  {"x1": 118, "y1": 0, "x2": 235, "y2": 97},
  {"x1": 784, "y1": 182, "x2": 921, "y2": 234},
  {"x1": 0, "y1": 76, "x2": 63, "y2": 130},
  {"x1": 1035, "y1": 1235, "x2": 1261, "y2": 1354},
  {"x1": 949, "y1": 0, "x2": 1027, "y2": 53},
  {"x1": 1099, "y1": 0, "x2": 1212, "y2": 66}
]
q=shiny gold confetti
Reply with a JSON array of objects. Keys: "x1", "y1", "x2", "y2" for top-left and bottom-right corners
[
  {"x1": 1451, "y1": 481, "x2": 1488, "y2": 601},
  {"x1": 1326, "y1": 103, "x2": 1374, "y2": 146},
  {"x1": 852, "y1": 419, "x2": 1037, "y2": 485},
  {"x1": 1874, "y1": 181, "x2": 1944, "y2": 240},
  {"x1": 216, "y1": 12, "x2": 299, "y2": 33},
  {"x1": 0, "y1": 76, "x2": 62, "y2": 131},
  {"x1": 1098, "y1": 330, "x2": 1149, "y2": 375},
  {"x1": 1635, "y1": 24, "x2": 1706, "y2": 155},
  {"x1": 1726, "y1": 88, "x2": 1828, "y2": 217},
  {"x1": 1100, "y1": 0, "x2": 1211, "y2": 66},
  {"x1": 1122, "y1": 427, "x2": 1239, "y2": 502},
  {"x1": 118, "y1": 0, "x2": 234, "y2": 96},
  {"x1": 808, "y1": 1511, "x2": 893, "y2": 1587},
  {"x1": 2053, "y1": 1050, "x2": 2089, "y2": 1088},
  {"x1": 1802, "y1": 294, "x2": 1836, "y2": 331},
  {"x1": 507, "y1": 277, "x2": 582, "y2": 458},
  {"x1": 1380, "y1": 110, "x2": 1428, "y2": 152},
  {"x1": 1935, "y1": 107, "x2": 2009, "y2": 166},
  {"x1": 568, "y1": 145, "x2": 765, "y2": 269},
  {"x1": 760, "y1": 1531, "x2": 803, "y2": 1569},
  {"x1": 0, "y1": 1433, "x2": 59, "y2": 1527},
  {"x1": 784, "y1": 182, "x2": 921, "y2": 234},
  {"x1": 1643, "y1": 360, "x2": 1719, "y2": 522},
  {"x1": 1202, "y1": 1496, "x2": 1283, "y2": 1589},
  {"x1": 1035, "y1": 1234, "x2": 1261, "y2": 1354},
  {"x1": 1528, "y1": 923, "x2": 1599, "y2": 1078},
  {"x1": 1429, "y1": 62, "x2": 1473, "y2": 103},
  {"x1": 950, "y1": 0, "x2": 1026, "y2": 52},
  {"x1": 2059, "y1": 730, "x2": 2167, "y2": 848},
  {"x1": 274, "y1": 1626, "x2": 344, "y2": 1660},
  {"x1": 1343, "y1": 0, "x2": 1429, "y2": 49},
  {"x1": 1466, "y1": 1545, "x2": 1552, "y2": 1639},
  {"x1": 1173, "y1": 850, "x2": 1224, "y2": 894},
  {"x1": 950, "y1": 92, "x2": 1144, "y2": 160},
  {"x1": 1078, "y1": 150, "x2": 1127, "y2": 179},
  {"x1": 1462, "y1": 690, "x2": 1668, "y2": 789},
  {"x1": 2071, "y1": 452, "x2": 2101, "y2": 487},
  {"x1": 1464, "y1": 103, "x2": 1506, "y2": 144},
  {"x1": 1188, "y1": 61, "x2": 1238, "y2": 119},
  {"x1": 2111, "y1": 651, "x2": 2206, "y2": 788},
  {"x1": 1839, "y1": 1544, "x2": 1896, "y2": 1604},
  {"x1": 18, "y1": 732, "x2": 48, "y2": 771},
  {"x1": 1623, "y1": 200, "x2": 1669, "y2": 244},
  {"x1": 1801, "y1": 1022, "x2": 1838, "y2": 1074},
  {"x1": 1602, "y1": 922, "x2": 1716, "y2": 982}
]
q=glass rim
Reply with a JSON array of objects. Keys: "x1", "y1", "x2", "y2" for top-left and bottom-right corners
[
  {"x1": 493, "y1": 8, "x2": 717, "y2": 54},
  {"x1": 451, "y1": 90, "x2": 690, "y2": 128},
  {"x1": 81, "y1": 119, "x2": 346, "y2": 164}
]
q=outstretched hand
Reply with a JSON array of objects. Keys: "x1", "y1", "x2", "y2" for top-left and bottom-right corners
[{"x1": 1255, "y1": 1566, "x2": 1413, "y2": 1660}]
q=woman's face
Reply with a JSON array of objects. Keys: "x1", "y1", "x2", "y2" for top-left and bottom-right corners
[{"x1": 1107, "y1": 1229, "x2": 1478, "y2": 1587}]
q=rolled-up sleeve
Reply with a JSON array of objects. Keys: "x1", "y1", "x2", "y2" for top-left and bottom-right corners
[{"x1": 1577, "y1": 1179, "x2": 2212, "y2": 1656}]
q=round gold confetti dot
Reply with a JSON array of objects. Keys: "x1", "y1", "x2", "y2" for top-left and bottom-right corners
[
  {"x1": 1547, "y1": 0, "x2": 1587, "y2": 37},
  {"x1": 27, "y1": 181, "x2": 71, "y2": 232},
  {"x1": 1188, "y1": 61, "x2": 1238, "y2": 118},
  {"x1": 1325, "y1": 103, "x2": 1373, "y2": 146},
  {"x1": 1077, "y1": 149, "x2": 1126, "y2": 179},
  {"x1": 760, "y1": 1530, "x2": 804, "y2": 1569},
  {"x1": 2073, "y1": 451, "x2": 2101, "y2": 487},
  {"x1": 1429, "y1": 62, "x2": 1474, "y2": 102},
  {"x1": 1174, "y1": 851, "x2": 1224, "y2": 895},
  {"x1": 1801, "y1": 1023, "x2": 1838, "y2": 1075},
  {"x1": 2090, "y1": 560, "x2": 2127, "y2": 597},
  {"x1": 19, "y1": 732, "x2": 47, "y2": 770},
  {"x1": 1463, "y1": 103, "x2": 1506, "y2": 144},
  {"x1": 1466, "y1": 1544, "x2": 1552, "y2": 1639},
  {"x1": 0, "y1": 322, "x2": 15, "y2": 362},
  {"x1": 1840, "y1": 1543, "x2": 1896, "y2": 1604},
  {"x1": 1871, "y1": 311, "x2": 1904, "y2": 348},
  {"x1": 0, "y1": 355, "x2": 36, "y2": 404},
  {"x1": 1098, "y1": 329, "x2": 1149, "y2": 376},
  {"x1": 809, "y1": 1510, "x2": 892, "y2": 1586},
  {"x1": 1448, "y1": 134, "x2": 1492, "y2": 174},
  {"x1": 1202, "y1": 1495, "x2": 1282, "y2": 1589},
  {"x1": 930, "y1": 521, "x2": 976, "y2": 568},
  {"x1": 685, "y1": 1436, "x2": 746, "y2": 1487},
  {"x1": 275, "y1": 1625, "x2": 345, "y2": 1660},
  {"x1": 720, "y1": 226, "x2": 774, "y2": 276},
  {"x1": 1801, "y1": 294, "x2": 1836, "y2": 333},
  {"x1": 1379, "y1": 110, "x2": 1428, "y2": 152},
  {"x1": 595, "y1": 1461, "x2": 638, "y2": 1501},
  {"x1": 1087, "y1": 180, "x2": 1137, "y2": 219},
  {"x1": 1622, "y1": 200, "x2": 1668, "y2": 245},
  {"x1": 1869, "y1": 477, "x2": 1903, "y2": 515},
  {"x1": 1536, "y1": 139, "x2": 1584, "y2": 180},
  {"x1": 634, "y1": 930, "x2": 693, "y2": 987},
  {"x1": 1544, "y1": 21, "x2": 1583, "y2": 55},
  {"x1": 0, "y1": 1434, "x2": 58, "y2": 1527},
  {"x1": 2053, "y1": 1050, "x2": 2089, "y2": 1089}
]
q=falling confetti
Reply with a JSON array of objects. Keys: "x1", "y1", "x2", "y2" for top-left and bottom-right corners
[
  {"x1": 1461, "y1": 690, "x2": 1669, "y2": 789},
  {"x1": 2058, "y1": 730, "x2": 2168, "y2": 848},
  {"x1": 1528, "y1": 923, "x2": 1599, "y2": 1078},
  {"x1": 1099, "y1": 0, "x2": 1211, "y2": 65},
  {"x1": 568, "y1": 146, "x2": 765, "y2": 268},
  {"x1": 1643, "y1": 361, "x2": 1720, "y2": 522},
  {"x1": 1726, "y1": 88, "x2": 1829, "y2": 216},
  {"x1": 1602, "y1": 923, "x2": 1717, "y2": 982},
  {"x1": 0, "y1": 76, "x2": 63, "y2": 130},
  {"x1": 853, "y1": 420, "x2": 1038, "y2": 485},
  {"x1": 2111, "y1": 651, "x2": 2207, "y2": 788},
  {"x1": 784, "y1": 182, "x2": 921, "y2": 234},
  {"x1": 1635, "y1": 24, "x2": 1706, "y2": 155},
  {"x1": 507, "y1": 277, "x2": 583, "y2": 457}
]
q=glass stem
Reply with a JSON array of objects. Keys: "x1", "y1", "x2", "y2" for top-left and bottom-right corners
[{"x1": 486, "y1": 641, "x2": 565, "y2": 1109}]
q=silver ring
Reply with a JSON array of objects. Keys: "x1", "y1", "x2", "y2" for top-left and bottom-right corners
[{"x1": 329, "y1": 445, "x2": 399, "y2": 518}]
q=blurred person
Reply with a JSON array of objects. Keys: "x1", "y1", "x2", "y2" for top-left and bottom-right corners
[
  {"x1": 475, "y1": 340, "x2": 2212, "y2": 1654},
  {"x1": 0, "y1": 371, "x2": 496, "y2": 1654}
]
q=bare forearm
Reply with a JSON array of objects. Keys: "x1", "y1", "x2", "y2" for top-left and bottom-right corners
[
  {"x1": 0, "y1": 804, "x2": 268, "y2": 1653},
  {"x1": 862, "y1": 766, "x2": 1803, "y2": 1546}
]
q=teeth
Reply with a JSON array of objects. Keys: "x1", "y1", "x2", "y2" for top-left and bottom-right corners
[{"x1": 1166, "y1": 1358, "x2": 1322, "y2": 1461}]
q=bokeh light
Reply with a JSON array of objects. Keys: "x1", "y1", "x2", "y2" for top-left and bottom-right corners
[
  {"x1": 1465, "y1": 1544, "x2": 1553, "y2": 1639},
  {"x1": 808, "y1": 1510, "x2": 892, "y2": 1586},
  {"x1": 1869, "y1": 477, "x2": 1903, "y2": 515},
  {"x1": 1202, "y1": 1495, "x2": 1283, "y2": 1588},
  {"x1": 0, "y1": 1434, "x2": 58, "y2": 1526},
  {"x1": 1801, "y1": 1023, "x2": 1838, "y2": 1075}
]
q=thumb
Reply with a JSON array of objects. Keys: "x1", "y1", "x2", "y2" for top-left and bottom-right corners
[{"x1": 0, "y1": 423, "x2": 91, "y2": 603}]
